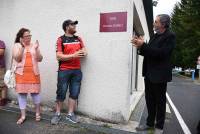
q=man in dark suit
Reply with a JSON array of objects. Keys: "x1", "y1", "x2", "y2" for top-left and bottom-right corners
[{"x1": 131, "y1": 14, "x2": 175, "y2": 134}]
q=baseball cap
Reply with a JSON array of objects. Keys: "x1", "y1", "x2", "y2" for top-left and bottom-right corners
[
  {"x1": 62, "y1": 19, "x2": 78, "y2": 31},
  {"x1": 64, "y1": 19, "x2": 78, "y2": 26}
]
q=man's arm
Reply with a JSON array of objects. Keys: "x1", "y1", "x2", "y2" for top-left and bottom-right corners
[
  {"x1": 56, "y1": 36, "x2": 87, "y2": 61},
  {"x1": 56, "y1": 52, "x2": 74, "y2": 61},
  {"x1": 81, "y1": 47, "x2": 87, "y2": 56},
  {"x1": 56, "y1": 37, "x2": 74, "y2": 61},
  {"x1": 78, "y1": 37, "x2": 87, "y2": 56},
  {"x1": 140, "y1": 34, "x2": 175, "y2": 60},
  {"x1": 57, "y1": 50, "x2": 86, "y2": 61}
]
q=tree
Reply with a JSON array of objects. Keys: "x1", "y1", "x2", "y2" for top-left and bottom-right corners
[{"x1": 171, "y1": 0, "x2": 200, "y2": 69}]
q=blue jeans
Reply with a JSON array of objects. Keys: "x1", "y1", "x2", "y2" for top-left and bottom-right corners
[{"x1": 56, "y1": 69, "x2": 82, "y2": 101}]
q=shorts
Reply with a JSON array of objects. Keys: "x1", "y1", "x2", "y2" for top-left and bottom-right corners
[{"x1": 56, "y1": 69, "x2": 82, "y2": 101}]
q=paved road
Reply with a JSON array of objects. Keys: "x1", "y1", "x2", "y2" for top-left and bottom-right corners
[
  {"x1": 140, "y1": 76, "x2": 200, "y2": 134},
  {"x1": 167, "y1": 76, "x2": 200, "y2": 134},
  {"x1": 139, "y1": 100, "x2": 184, "y2": 134}
]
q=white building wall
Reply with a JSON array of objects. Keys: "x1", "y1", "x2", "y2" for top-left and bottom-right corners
[
  {"x1": 133, "y1": 0, "x2": 150, "y2": 92},
  {"x1": 127, "y1": 0, "x2": 151, "y2": 120},
  {"x1": 0, "y1": 0, "x2": 150, "y2": 123}
]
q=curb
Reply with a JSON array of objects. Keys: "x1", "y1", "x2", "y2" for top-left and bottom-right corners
[{"x1": 174, "y1": 74, "x2": 200, "y2": 84}]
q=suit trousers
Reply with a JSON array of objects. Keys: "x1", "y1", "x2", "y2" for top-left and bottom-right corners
[{"x1": 145, "y1": 78, "x2": 167, "y2": 129}]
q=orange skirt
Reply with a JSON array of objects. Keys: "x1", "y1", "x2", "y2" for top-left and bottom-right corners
[{"x1": 15, "y1": 52, "x2": 41, "y2": 93}]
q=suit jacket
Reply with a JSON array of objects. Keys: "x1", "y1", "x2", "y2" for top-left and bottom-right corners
[{"x1": 139, "y1": 29, "x2": 176, "y2": 83}]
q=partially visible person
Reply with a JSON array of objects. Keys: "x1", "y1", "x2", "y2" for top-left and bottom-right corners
[
  {"x1": 51, "y1": 19, "x2": 87, "y2": 125},
  {"x1": 0, "y1": 40, "x2": 7, "y2": 106},
  {"x1": 131, "y1": 14, "x2": 175, "y2": 134},
  {"x1": 195, "y1": 56, "x2": 200, "y2": 78},
  {"x1": 13, "y1": 28, "x2": 43, "y2": 124},
  {"x1": 197, "y1": 56, "x2": 200, "y2": 65},
  {"x1": 197, "y1": 56, "x2": 200, "y2": 134}
]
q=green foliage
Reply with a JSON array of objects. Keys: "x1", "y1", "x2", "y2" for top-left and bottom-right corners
[{"x1": 171, "y1": 0, "x2": 200, "y2": 68}]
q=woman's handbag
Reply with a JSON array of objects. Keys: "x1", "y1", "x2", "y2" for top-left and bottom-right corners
[{"x1": 4, "y1": 56, "x2": 16, "y2": 89}]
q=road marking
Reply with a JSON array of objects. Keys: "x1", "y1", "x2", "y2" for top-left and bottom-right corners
[{"x1": 166, "y1": 93, "x2": 192, "y2": 134}]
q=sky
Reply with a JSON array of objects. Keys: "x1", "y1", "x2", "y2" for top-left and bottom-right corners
[{"x1": 153, "y1": 0, "x2": 181, "y2": 18}]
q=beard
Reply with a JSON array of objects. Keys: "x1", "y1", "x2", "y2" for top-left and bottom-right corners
[
  {"x1": 154, "y1": 27, "x2": 161, "y2": 34},
  {"x1": 69, "y1": 28, "x2": 76, "y2": 34}
]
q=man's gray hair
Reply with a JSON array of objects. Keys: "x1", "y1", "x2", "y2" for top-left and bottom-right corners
[{"x1": 157, "y1": 14, "x2": 171, "y2": 29}]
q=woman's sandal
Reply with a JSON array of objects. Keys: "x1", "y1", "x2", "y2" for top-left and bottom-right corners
[
  {"x1": 16, "y1": 117, "x2": 26, "y2": 125},
  {"x1": 36, "y1": 113, "x2": 41, "y2": 122}
]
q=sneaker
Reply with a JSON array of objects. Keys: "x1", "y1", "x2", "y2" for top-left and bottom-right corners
[
  {"x1": 154, "y1": 128, "x2": 163, "y2": 134},
  {"x1": 136, "y1": 124, "x2": 154, "y2": 131},
  {"x1": 51, "y1": 113, "x2": 61, "y2": 125},
  {"x1": 66, "y1": 113, "x2": 78, "y2": 124}
]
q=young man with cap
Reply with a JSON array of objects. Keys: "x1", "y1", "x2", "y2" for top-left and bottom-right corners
[{"x1": 51, "y1": 19, "x2": 87, "y2": 124}]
